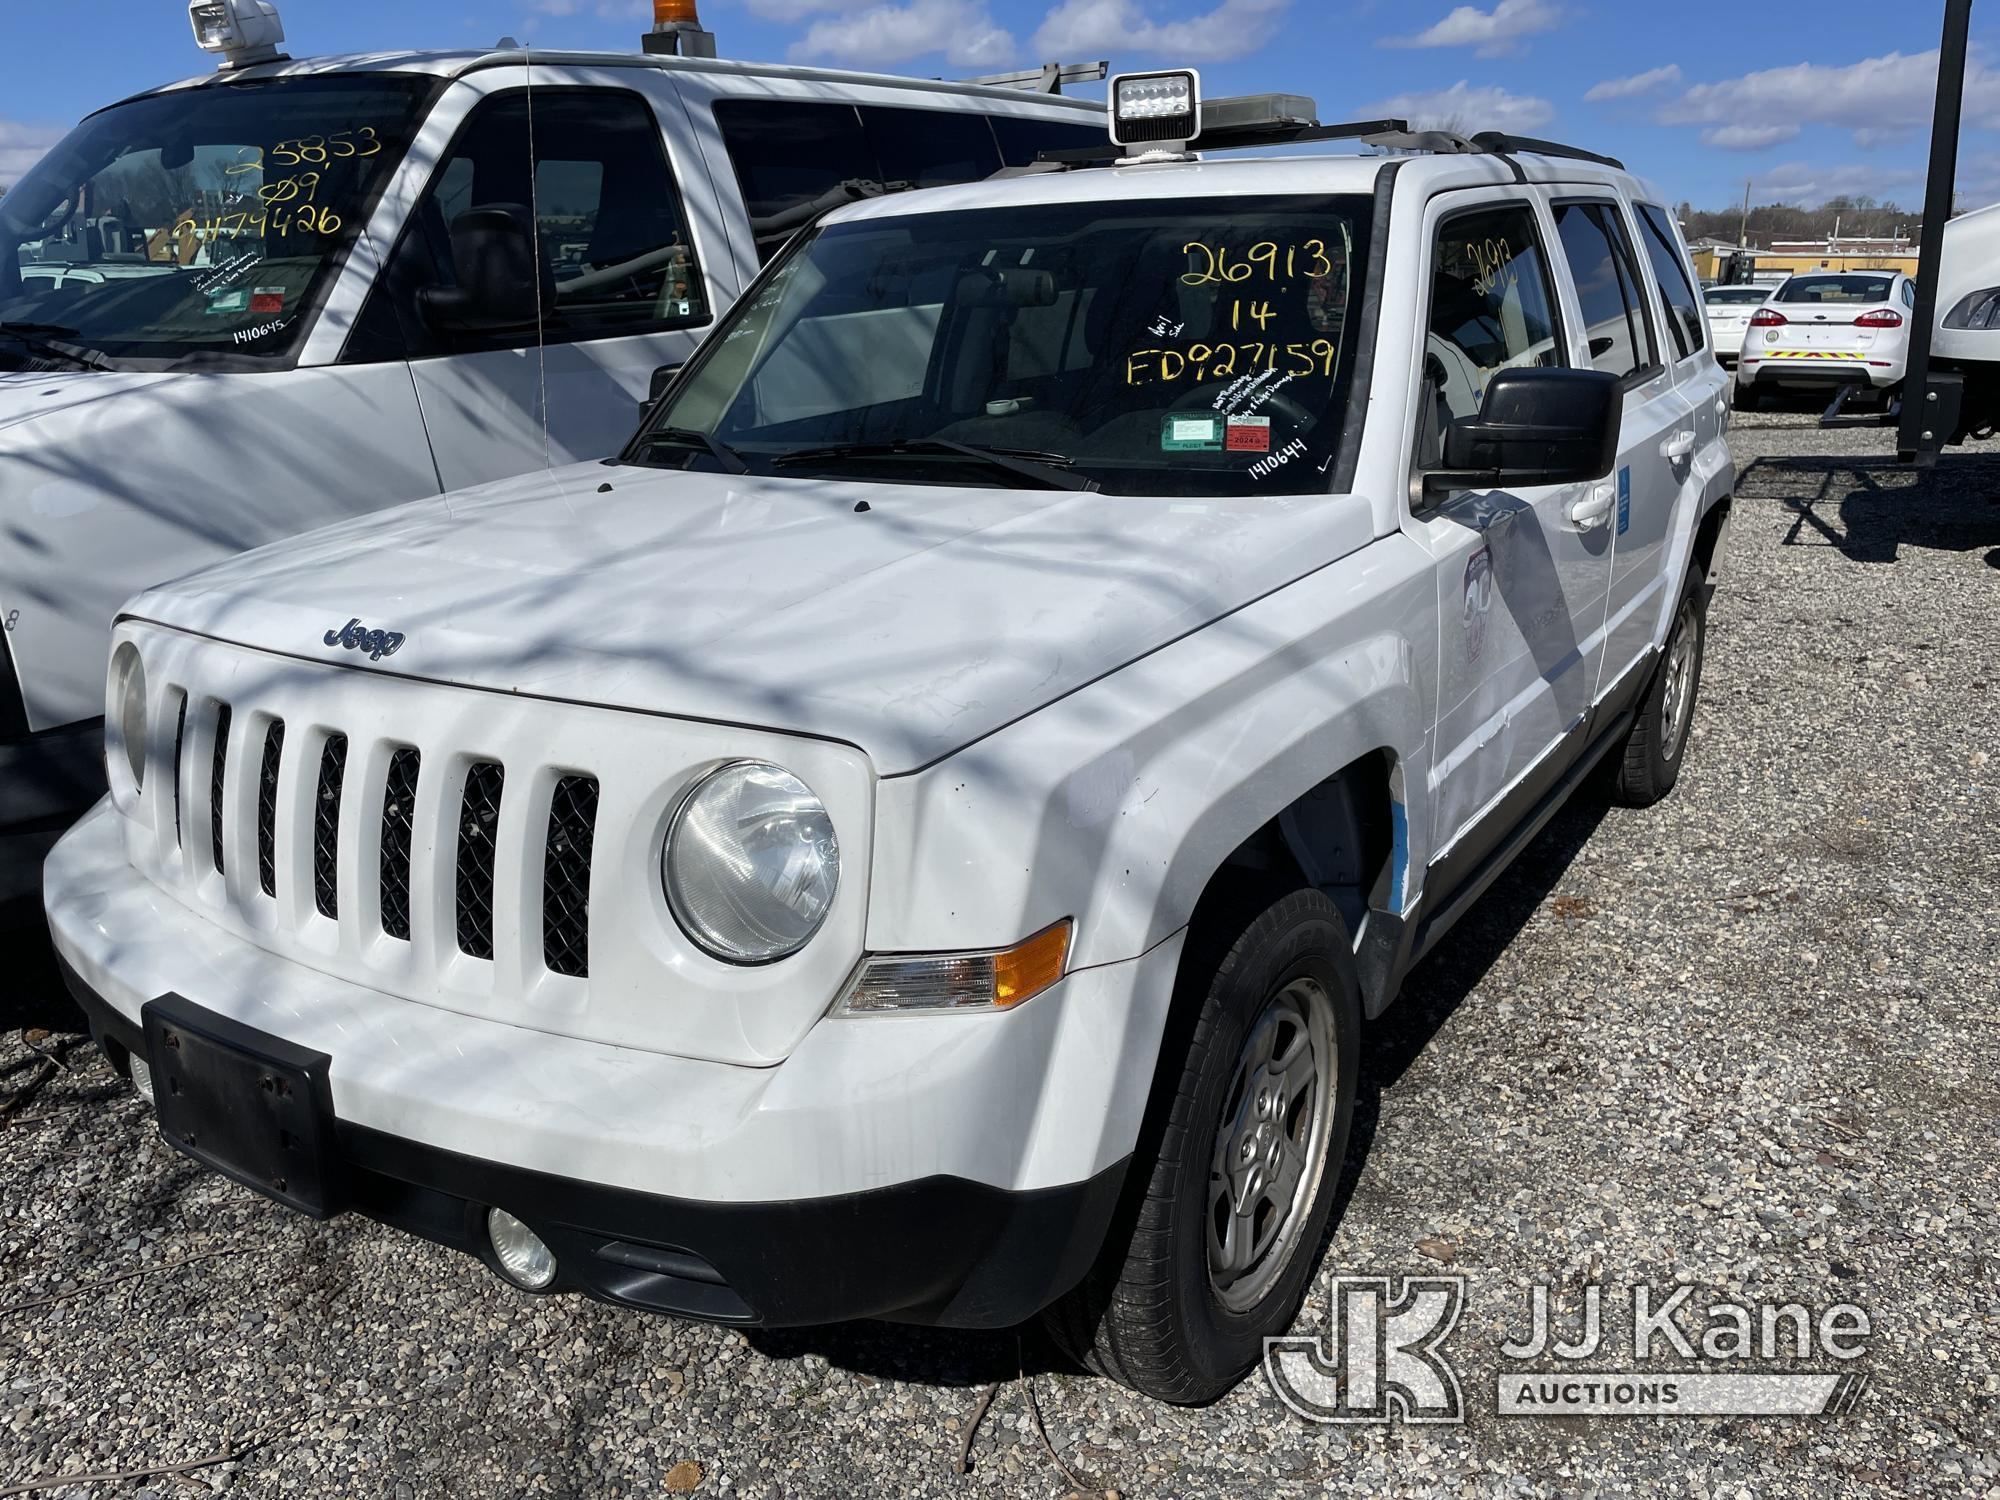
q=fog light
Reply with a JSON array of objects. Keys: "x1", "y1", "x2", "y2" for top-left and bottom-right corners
[
  {"x1": 487, "y1": 1208, "x2": 557, "y2": 1290},
  {"x1": 128, "y1": 1052, "x2": 155, "y2": 1105}
]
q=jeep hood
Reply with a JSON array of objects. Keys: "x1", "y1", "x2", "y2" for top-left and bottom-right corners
[
  {"x1": 124, "y1": 462, "x2": 1374, "y2": 774},
  {"x1": 0, "y1": 368, "x2": 190, "y2": 435}
]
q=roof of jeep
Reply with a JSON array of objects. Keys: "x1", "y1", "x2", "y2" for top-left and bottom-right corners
[
  {"x1": 823, "y1": 150, "x2": 1663, "y2": 223},
  {"x1": 112, "y1": 48, "x2": 1103, "y2": 114}
]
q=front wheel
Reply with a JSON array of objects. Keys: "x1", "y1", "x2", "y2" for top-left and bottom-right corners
[
  {"x1": 1044, "y1": 888, "x2": 1360, "y2": 1404},
  {"x1": 1603, "y1": 580, "x2": 1707, "y2": 807}
]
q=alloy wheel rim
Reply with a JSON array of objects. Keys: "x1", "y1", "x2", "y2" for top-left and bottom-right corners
[
  {"x1": 1205, "y1": 976, "x2": 1336, "y2": 1312},
  {"x1": 1661, "y1": 600, "x2": 1698, "y2": 762}
]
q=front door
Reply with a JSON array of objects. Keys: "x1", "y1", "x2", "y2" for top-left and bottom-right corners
[
  {"x1": 1407, "y1": 191, "x2": 1617, "y2": 869},
  {"x1": 347, "y1": 78, "x2": 726, "y2": 489}
]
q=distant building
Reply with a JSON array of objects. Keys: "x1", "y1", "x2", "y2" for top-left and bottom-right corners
[{"x1": 1688, "y1": 234, "x2": 1920, "y2": 285}]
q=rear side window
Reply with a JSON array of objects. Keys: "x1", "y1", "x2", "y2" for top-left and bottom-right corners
[
  {"x1": 1637, "y1": 204, "x2": 1706, "y2": 358},
  {"x1": 716, "y1": 100, "x2": 1064, "y2": 263},
  {"x1": 1419, "y1": 203, "x2": 1565, "y2": 459},
  {"x1": 991, "y1": 115, "x2": 1105, "y2": 166},
  {"x1": 1552, "y1": 201, "x2": 1658, "y2": 380}
]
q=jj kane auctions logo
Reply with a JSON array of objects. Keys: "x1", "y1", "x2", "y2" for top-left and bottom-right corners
[{"x1": 1266, "y1": 1277, "x2": 1873, "y2": 1423}]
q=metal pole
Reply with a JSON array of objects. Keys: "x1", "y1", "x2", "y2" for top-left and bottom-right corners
[{"x1": 1898, "y1": 0, "x2": 1974, "y2": 464}]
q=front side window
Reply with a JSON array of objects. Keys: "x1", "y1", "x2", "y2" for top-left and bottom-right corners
[
  {"x1": 353, "y1": 89, "x2": 707, "y2": 360},
  {"x1": 1637, "y1": 204, "x2": 1706, "y2": 358},
  {"x1": 639, "y1": 195, "x2": 1373, "y2": 497},
  {"x1": 0, "y1": 75, "x2": 433, "y2": 368},
  {"x1": 1552, "y1": 200, "x2": 1658, "y2": 380},
  {"x1": 1418, "y1": 203, "x2": 1564, "y2": 463}
]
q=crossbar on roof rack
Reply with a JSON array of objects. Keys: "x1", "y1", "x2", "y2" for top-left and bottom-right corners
[{"x1": 963, "y1": 59, "x2": 1108, "y2": 94}]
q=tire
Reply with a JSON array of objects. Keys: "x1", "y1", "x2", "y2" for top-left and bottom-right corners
[
  {"x1": 1603, "y1": 579, "x2": 1707, "y2": 808},
  {"x1": 1731, "y1": 381, "x2": 1764, "y2": 412},
  {"x1": 1044, "y1": 888, "x2": 1360, "y2": 1405}
]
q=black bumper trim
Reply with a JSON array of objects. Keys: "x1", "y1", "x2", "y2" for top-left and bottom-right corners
[{"x1": 58, "y1": 956, "x2": 1126, "y2": 1330}]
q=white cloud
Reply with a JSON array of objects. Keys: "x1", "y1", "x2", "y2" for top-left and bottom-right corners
[
  {"x1": 1700, "y1": 123, "x2": 1799, "y2": 151},
  {"x1": 1582, "y1": 64, "x2": 1681, "y2": 103},
  {"x1": 1362, "y1": 80, "x2": 1555, "y2": 134},
  {"x1": 1382, "y1": 0, "x2": 1563, "y2": 58},
  {"x1": 1752, "y1": 160, "x2": 1927, "y2": 207},
  {"x1": 790, "y1": 0, "x2": 1016, "y2": 67},
  {"x1": 1660, "y1": 49, "x2": 2000, "y2": 149},
  {"x1": 0, "y1": 122, "x2": 64, "y2": 192},
  {"x1": 1032, "y1": 0, "x2": 1290, "y2": 64}
]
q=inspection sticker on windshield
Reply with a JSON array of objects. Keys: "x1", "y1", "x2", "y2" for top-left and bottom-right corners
[
  {"x1": 1226, "y1": 416, "x2": 1273, "y2": 453},
  {"x1": 204, "y1": 288, "x2": 251, "y2": 316},
  {"x1": 249, "y1": 288, "x2": 286, "y2": 315},
  {"x1": 1162, "y1": 415, "x2": 1223, "y2": 452}
]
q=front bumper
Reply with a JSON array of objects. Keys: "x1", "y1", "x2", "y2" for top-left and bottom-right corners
[
  {"x1": 1, "y1": 718, "x2": 104, "y2": 914},
  {"x1": 47, "y1": 800, "x2": 1180, "y2": 1327}
]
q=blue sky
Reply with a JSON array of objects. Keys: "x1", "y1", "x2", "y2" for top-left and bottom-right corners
[{"x1": 3, "y1": 0, "x2": 1998, "y2": 210}]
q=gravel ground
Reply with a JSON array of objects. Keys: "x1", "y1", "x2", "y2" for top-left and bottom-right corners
[{"x1": 3, "y1": 408, "x2": 1998, "y2": 1499}]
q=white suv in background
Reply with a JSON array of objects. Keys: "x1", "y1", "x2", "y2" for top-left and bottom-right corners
[
  {"x1": 47, "y1": 84, "x2": 1733, "y2": 1403},
  {"x1": 0, "y1": 27, "x2": 1100, "y2": 921},
  {"x1": 1733, "y1": 270, "x2": 1916, "y2": 409}
]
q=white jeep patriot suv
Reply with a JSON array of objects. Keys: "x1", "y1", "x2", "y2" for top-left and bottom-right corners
[{"x1": 46, "y1": 82, "x2": 1734, "y2": 1403}]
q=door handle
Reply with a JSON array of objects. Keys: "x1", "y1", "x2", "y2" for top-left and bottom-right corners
[
  {"x1": 1661, "y1": 430, "x2": 1697, "y2": 462},
  {"x1": 1567, "y1": 484, "x2": 1615, "y2": 530}
]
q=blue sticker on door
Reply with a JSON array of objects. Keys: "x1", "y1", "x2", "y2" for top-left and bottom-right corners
[{"x1": 1617, "y1": 466, "x2": 1631, "y2": 536}]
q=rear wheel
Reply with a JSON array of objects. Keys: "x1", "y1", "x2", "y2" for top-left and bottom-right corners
[
  {"x1": 1603, "y1": 579, "x2": 1707, "y2": 807},
  {"x1": 1731, "y1": 381, "x2": 1764, "y2": 412},
  {"x1": 1044, "y1": 888, "x2": 1360, "y2": 1404}
]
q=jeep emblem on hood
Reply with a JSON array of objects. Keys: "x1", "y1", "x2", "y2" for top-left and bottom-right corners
[{"x1": 323, "y1": 618, "x2": 407, "y2": 662}]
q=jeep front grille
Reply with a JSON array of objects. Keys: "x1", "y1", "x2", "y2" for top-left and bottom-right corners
[
  {"x1": 256, "y1": 722, "x2": 284, "y2": 898},
  {"x1": 379, "y1": 748, "x2": 420, "y2": 942},
  {"x1": 208, "y1": 704, "x2": 231, "y2": 875},
  {"x1": 166, "y1": 702, "x2": 592, "y2": 979},
  {"x1": 455, "y1": 762, "x2": 504, "y2": 962},
  {"x1": 542, "y1": 775, "x2": 599, "y2": 979},
  {"x1": 313, "y1": 735, "x2": 348, "y2": 920}
]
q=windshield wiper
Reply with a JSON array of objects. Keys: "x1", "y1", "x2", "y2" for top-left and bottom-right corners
[
  {"x1": 773, "y1": 439, "x2": 1099, "y2": 493},
  {"x1": 0, "y1": 322, "x2": 112, "y2": 372},
  {"x1": 628, "y1": 425, "x2": 750, "y2": 476}
]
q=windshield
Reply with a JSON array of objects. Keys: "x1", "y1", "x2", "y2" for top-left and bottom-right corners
[
  {"x1": 639, "y1": 194, "x2": 1373, "y2": 497},
  {"x1": 1704, "y1": 287, "x2": 1770, "y2": 305},
  {"x1": 0, "y1": 75, "x2": 434, "y2": 369},
  {"x1": 1775, "y1": 275, "x2": 1893, "y2": 306}
]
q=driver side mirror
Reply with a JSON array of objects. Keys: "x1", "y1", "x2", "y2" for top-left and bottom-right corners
[
  {"x1": 416, "y1": 205, "x2": 552, "y2": 334},
  {"x1": 1423, "y1": 367, "x2": 1622, "y2": 501}
]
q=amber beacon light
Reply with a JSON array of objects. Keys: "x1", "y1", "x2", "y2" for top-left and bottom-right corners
[{"x1": 644, "y1": 0, "x2": 718, "y2": 56}]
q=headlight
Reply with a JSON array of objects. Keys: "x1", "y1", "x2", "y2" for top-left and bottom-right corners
[
  {"x1": 664, "y1": 761, "x2": 838, "y2": 963},
  {"x1": 109, "y1": 642, "x2": 148, "y2": 791}
]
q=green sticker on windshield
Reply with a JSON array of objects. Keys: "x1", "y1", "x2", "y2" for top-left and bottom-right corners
[{"x1": 1161, "y1": 414, "x2": 1223, "y2": 452}]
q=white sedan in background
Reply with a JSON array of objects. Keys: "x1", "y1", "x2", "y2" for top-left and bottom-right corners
[
  {"x1": 1703, "y1": 283, "x2": 1773, "y2": 364},
  {"x1": 1735, "y1": 271, "x2": 1916, "y2": 409}
]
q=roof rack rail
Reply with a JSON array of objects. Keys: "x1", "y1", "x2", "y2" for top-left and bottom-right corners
[
  {"x1": 1035, "y1": 110, "x2": 1627, "y2": 172},
  {"x1": 963, "y1": 60, "x2": 1108, "y2": 95},
  {"x1": 1038, "y1": 113, "x2": 1405, "y2": 165},
  {"x1": 1469, "y1": 132, "x2": 1625, "y2": 170}
]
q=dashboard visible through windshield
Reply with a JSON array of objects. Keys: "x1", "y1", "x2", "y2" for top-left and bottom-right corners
[
  {"x1": 638, "y1": 194, "x2": 1375, "y2": 497},
  {"x1": 0, "y1": 74, "x2": 434, "y2": 369}
]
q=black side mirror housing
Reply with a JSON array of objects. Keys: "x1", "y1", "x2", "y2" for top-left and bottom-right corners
[
  {"x1": 417, "y1": 205, "x2": 552, "y2": 334},
  {"x1": 644, "y1": 362, "x2": 684, "y2": 411},
  {"x1": 1426, "y1": 367, "x2": 1622, "y2": 500}
]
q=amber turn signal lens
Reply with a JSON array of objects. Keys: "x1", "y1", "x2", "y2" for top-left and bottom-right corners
[
  {"x1": 994, "y1": 921, "x2": 1071, "y2": 1009},
  {"x1": 654, "y1": 0, "x2": 702, "y2": 23}
]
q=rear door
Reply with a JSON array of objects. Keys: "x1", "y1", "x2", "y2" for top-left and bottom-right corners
[
  {"x1": 1407, "y1": 189, "x2": 1614, "y2": 867},
  {"x1": 1548, "y1": 196, "x2": 1691, "y2": 699},
  {"x1": 342, "y1": 69, "x2": 732, "y2": 489}
]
